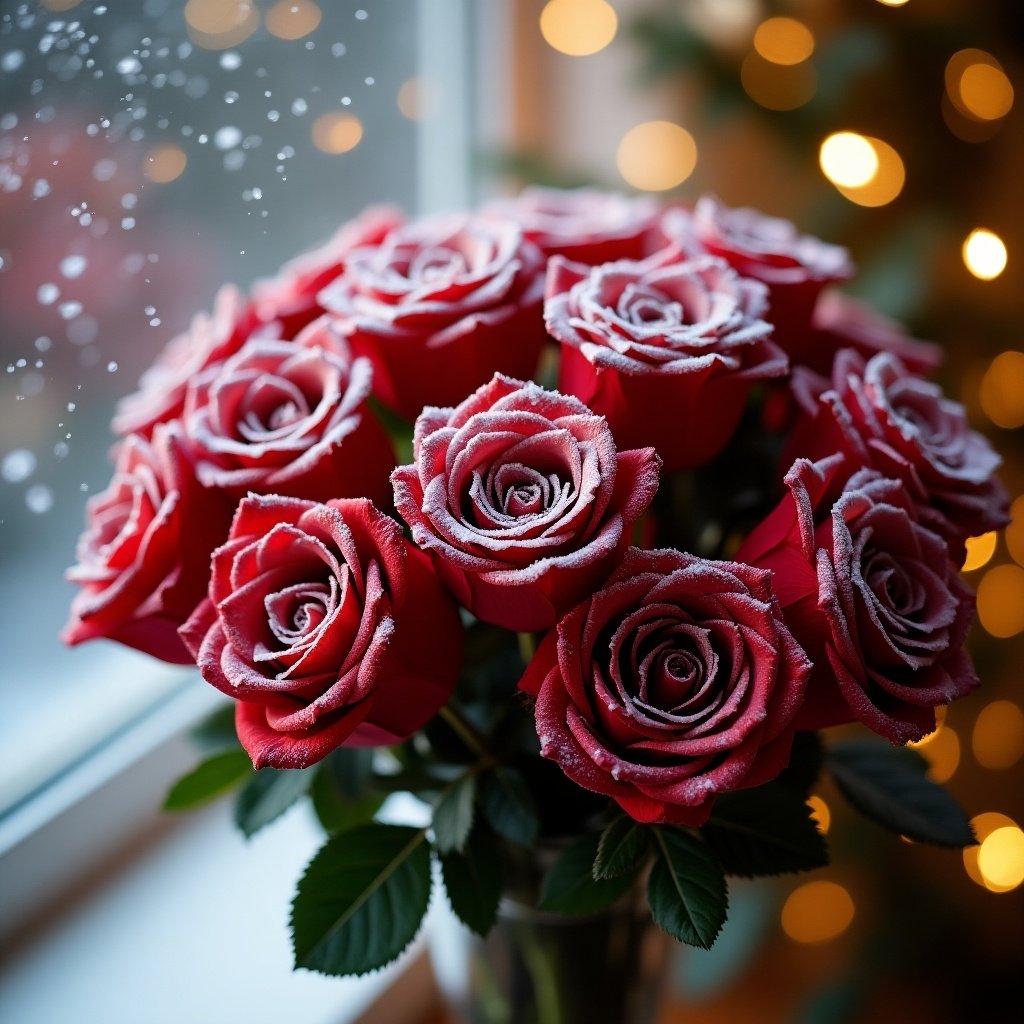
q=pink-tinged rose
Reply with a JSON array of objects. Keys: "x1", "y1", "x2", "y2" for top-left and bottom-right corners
[
  {"x1": 182, "y1": 320, "x2": 394, "y2": 506},
  {"x1": 63, "y1": 424, "x2": 234, "y2": 663},
  {"x1": 519, "y1": 547, "x2": 811, "y2": 826},
  {"x1": 179, "y1": 496, "x2": 463, "y2": 768},
  {"x1": 319, "y1": 213, "x2": 547, "y2": 419},
  {"x1": 546, "y1": 250, "x2": 788, "y2": 470},
  {"x1": 113, "y1": 285, "x2": 260, "y2": 439},
  {"x1": 809, "y1": 290, "x2": 942, "y2": 377},
  {"x1": 482, "y1": 186, "x2": 662, "y2": 265},
  {"x1": 789, "y1": 349, "x2": 1009, "y2": 550},
  {"x1": 392, "y1": 374, "x2": 661, "y2": 631},
  {"x1": 251, "y1": 205, "x2": 403, "y2": 340},
  {"x1": 674, "y1": 196, "x2": 854, "y2": 366},
  {"x1": 737, "y1": 455, "x2": 978, "y2": 744}
]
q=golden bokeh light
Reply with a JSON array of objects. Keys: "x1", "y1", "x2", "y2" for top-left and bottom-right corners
[
  {"x1": 266, "y1": 0, "x2": 322, "y2": 41},
  {"x1": 781, "y1": 881, "x2": 855, "y2": 943},
  {"x1": 539, "y1": 0, "x2": 618, "y2": 57},
  {"x1": 972, "y1": 701, "x2": 1024, "y2": 771},
  {"x1": 876, "y1": 0, "x2": 910, "y2": 6},
  {"x1": 964, "y1": 811, "x2": 1016, "y2": 887},
  {"x1": 831, "y1": 137, "x2": 905, "y2": 207},
  {"x1": 980, "y1": 352, "x2": 1024, "y2": 429},
  {"x1": 142, "y1": 144, "x2": 188, "y2": 183},
  {"x1": 963, "y1": 228, "x2": 1008, "y2": 281},
  {"x1": 617, "y1": 121, "x2": 698, "y2": 192},
  {"x1": 910, "y1": 726, "x2": 960, "y2": 784},
  {"x1": 962, "y1": 531, "x2": 998, "y2": 572},
  {"x1": 753, "y1": 17, "x2": 815, "y2": 66},
  {"x1": 311, "y1": 113, "x2": 363, "y2": 154},
  {"x1": 1005, "y1": 497, "x2": 1024, "y2": 567},
  {"x1": 977, "y1": 826, "x2": 1024, "y2": 892},
  {"x1": 819, "y1": 132, "x2": 878, "y2": 188},
  {"x1": 740, "y1": 52, "x2": 817, "y2": 111},
  {"x1": 397, "y1": 77, "x2": 438, "y2": 121},
  {"x1": 977, "y1": 563, "x2": 1024, "y2": 637},
  {"x1": 807, "y1": 795, "x2": 831, "y2": 834},
  {"x1": 946, "y1": 49, "x2": 1013, "y2": 123},
  {"x1": 184, "y1": 0, "x2": 259, "y2": 50}
]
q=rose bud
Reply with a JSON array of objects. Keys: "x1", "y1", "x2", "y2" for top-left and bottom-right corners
[
  {"x1": 519, "y1": 547, "x2": 811, "y2": 825},
  {"x1": 319, "y1": 212, "x2": 547, "y2": 420},
  {"x1": 113, "y1": 285, "x2": 260, "y2": 439},
  {"x1": 63, "y1": 423, "x2": 234, "y2": 663},
  {"x1": 546, "y1": 249, "x2": 788, "y2": 471},
  {"x1": 788, "y1": 349, "x2": 1009, "y2": 552},
  {"x1": 737, "y1": 455, "x2": 979, "y2": 744},
  {"x1": 392, "y1": 374, "x2": 661, "y2": 632},
  {"x1": 665, "y1": 196, "x2": 854, "y2": 367},
  {"x1": 179, "y1": 496, "x2": 463, "y2": 769},
  {"x1": 482, "y1": 186, "x2": 662, "y2": 265},
  {"x1": 251, "y1": 204, "x2": 403, "y2": 340},
  {"x1": 182, "y1": 319, "x2": 395, "y2": 507}
]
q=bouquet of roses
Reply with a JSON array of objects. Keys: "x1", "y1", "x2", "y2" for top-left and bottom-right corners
[{"x1": 64, "y1": 188, "x2": 1007, "y2": 979}]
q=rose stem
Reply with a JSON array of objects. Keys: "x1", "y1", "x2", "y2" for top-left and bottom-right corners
[{"x1": 438, "y1": 703, "x2": 491, "y2": 760}]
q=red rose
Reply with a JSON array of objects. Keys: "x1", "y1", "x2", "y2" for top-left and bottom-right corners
[
  {"x1": 392, "y1": 374, "x2": 661, "y2": 632},
  {"x1": 179, "y1": 496, "x2": 463, "y2": 768},
  {"x1": 668, "y1": 196, "x2": 853, "y2": 366},
  {"x1": 482, "y1": 186, "x2": 662, "y2": 265},
  {"x1": 519, "y1": 547, "x2": 810, "y2": 825},
  {"x1": 182, "y1": 319, "x2": 394, "y2": 506},
  {"x1": 737, "y1": 455, "x2": 978, "y2": 744},
  {"x1": 546, "y1": 249, "x2": 788, "y2": 470},
  {"x1": 251, "y1": 205, "x2": 403, "y2": 340},
  {"x1": 319, "y1": 213, "x2": 547, "y2": 420},
  {"x1": 113, "y1": 285, "x2": 260, "y2": 439},
  {"x1": 789, "y1": 349, "x2": 1008, "y2": 548},
  {"x1": 63, "y1": 423, "x2": 233, "y2": 663}
]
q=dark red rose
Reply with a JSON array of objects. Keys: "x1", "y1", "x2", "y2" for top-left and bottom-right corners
[
  {"x1": 546, "y1": 249, "x2": 788, "y2": 470},
  {"x1": 519, "y1": 547, "x2": 810, "y2": 825},
  {"x1": 789, "y1": 349, "x2": 1009, "y2": 549},
  {"x1": 251, "y1": 205, "x2": 403, "y2": 340},
  {"x1": 113, "y1": 285, "x2": 261, "y2": 439},
  {"x1": 179, "y1": 496, "x2": 463, "y2": 768},
  {"x1": 737, "y1": 455, "x2": 978, "y2": 744},
  {"x1": 319, "y1": 213, "x2": 547, "y2": 420},
  {"x1": 182, "y1": 318, "x2": 394, "y2": 506},
  {"x1": 666, "y1": 196, "x2": 854, "y2": 367},
  {"x1": 482, "y1": 186, "x2": 662, "y2": 265},
  {"x1": 392, "y1": 374, "x2": 661, "y2": 631},
  {"x1": 64, "y1": 423, "x2": 233, "y2": 663}
]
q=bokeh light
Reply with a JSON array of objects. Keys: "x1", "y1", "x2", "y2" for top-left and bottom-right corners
[
  {"x1": 740, "y1": 52, "x2": 817, "y2": 110},
  {"x1": 617, "y1": 121, "x2": 697, "y2": 192},
  {"x1": 311, "y1": 113, "x2": 363, "y2": 154},
  {"x1": 184, "y1": 0, "x2": 259, "y2": 50},
  {"x1": 946, "y1": 49, "x2": 1014, "y2": 123},
  {"x1": 397, "y1": 77, "x2": 437, "y2": 121},
  {"x1": 142, "y1": 145, "x2": 188, "y2": 184},
  {"x1": 977, "y1": 563, "x2": 1024, "y2": 637},
  {"x1": 753, "y1": 18, "x2": 815, "y2": 66},
  {"x1": 980, "y1": 352, "x2": 1024, "y2": 428},
  {"x1": 910, "y1": 726, "x2": 960, "y2": 783},
  {"x1": 964, "y1": 812, "x2": 1017, "y2": 888},
  {"x1": 819, "y1": 132, "x2": 879, "y2": 188},
  {"x1": 962, "y1": 531, "x2": 998, "y2": 571},
  {"x1": 876, "y1": 0, "x2": 910, "y2": 6},
  {"x1": 1006, "y1": 497, "x2": 1024, "y2": 567},
  {"x1": 539, "y1": 0, "x2": 618, "y2": 57},
  {"x1": 807, "y1": 796, "x2": 831, "y2": 834},
  {"x1": 781, "y1": 881, "x2": 855, "y2": 943},
  {"x1": 963, "y1": 228, "x2": 1008, "y2": 280},
  {"x1": 266, "y1": 0, "x2": 322, "y2": 41},
  {"x1": 972, "y1": 701, "x2": 1024, "y2": 771},
  {"x1": 977, "y1": 826, "x2": 1024, "y2": 892}
]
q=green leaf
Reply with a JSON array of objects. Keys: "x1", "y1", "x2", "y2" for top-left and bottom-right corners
[
  {"x1": 827, "y1": 740, "x2": 976, "y2": 847},
  {"x1": 324, "y1": 746, "x2": 376, "y2": 798},
  {"x1": 775, "y1": 731, "x2": 824, "y2": 796},
  {"x1": 234, "y1": 766, "x2": 313, "y2": 838},
  {"x1": 439, "y1": 822, "x2": 503, "y2": 936},
  {"x1": 189, "y1": 702, "x2": 242, "y2": 754},
  {"x1": 310, "y1": 765, "x2": 385, "y2": 834},
  {"x1": 538, "y1": 832, "x2": 638, "y2": 914},
  {"x1": 701, "y1": 784, "x2": 829, "y2": 878},
  {"x1": 594, "y1": 816, "x2": 649, "y2": 881},
  {"x1": 648, "y1": 828, "x2": 728, "y2": 949},
  {"x1": 479, "y1": 766, "x2": 539, "y2": 846},
  {"x1": 432, "y1": 773, "x2": 477, "y2": 855},
  {"x1": 163, "y1": 749, "x2": 253, "y2": 811},
  {"x1": 291, "y1": 824, "x2": 431, "y2": 976}
]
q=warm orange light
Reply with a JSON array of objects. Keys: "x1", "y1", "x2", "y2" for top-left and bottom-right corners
[
  {"x1": 946, "y1": 49, "x2": 1013, "y2": 123},
  {"x1": 964, "y1": 812, "x2": 1016, "y2": 887},
  {"x1": 977, "y1": 826, "x2": 1024, "y2": 892},
  {"x1": 962, "y1": 531, "x2": 999, "y2": 571},
  {"x1": 807, "y1": 795, "x2": 831, "y2": 835},
  {"x1": 266, "y1": 0, "x2": 322, "y2": 41},
  {"x1": 617, "y1": 121, "x2": 697, "y2": 192},
  {"x1": 977, "y1": 564, "x2": 1024, "y2": 637},
  {"x1": 397, "y1": 77, "x2": 438, "y2": 121},
  {"x1": 753, "y1": 17, "x2": 814, "y2": 66},
  {"x1": 185, "y1": 0, "x2": 259, "y2": 50},
  {"x1": 910, "y1": 726, "x2": 960, "y2": 783},
  {"x1": 781, "y1": 881, "x2": 855, "y2": 943},
  {"x1": 822, "y1": 135, "x2": 904, "y2": 208},
  {"x1": 963, "y1": 228, "x2": 1007, "y2": 280},
  {"x1": 539, "y1": 0, "x2": 618, "y2": 57},
  {"x1": 980, "y1": 352, "x2": 1024, "y2": 428},
  {"x1": 143, "y1": 145, "x2": 188, "y2": 183},
  {"x1": 972, "y1": 701, "x2": 1024, "y2": 771},
  {"x1": 311, "y1": 113, "x2": 363, "y2": 154},
  {"x1": 740, "y1": 52, "x2": 817, "y2": 111}
]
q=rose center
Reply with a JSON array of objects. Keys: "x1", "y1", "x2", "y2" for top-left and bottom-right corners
[{"x1": 265, "y1": 581, "x2": 334, "y2": 648}]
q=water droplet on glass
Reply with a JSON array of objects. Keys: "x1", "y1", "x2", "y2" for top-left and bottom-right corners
[
  {"x1": 54, "y1": 442, "x2": 70, "y2": 460},
  {"x1": 60, "y1": 254, "x2": 87, "y2": 279},
  {"x1": 117, "y1": 56, "x2": 142, "y2": 75},
  {"x1": 291, "y1": 98, "x2": 308, "y2": 116},
  {"x1": 2, "y1": 449, "x2": 36, "y2": 484},
  {"x1": 331, "y1": 43, "x2": 346, "y2": 57},
  {"x1": 2, "y1": 51, "x2": 25, "y2": 73},
  {"x1": 220, "y1": 52, "x2": 242, "y2": 71},
  {"x1": 26, "y1": 484, "x2": 54, "y2": 514},
  {"x1": 37, "y1": 283, "x2": 59, "y2": 305},
  {"x1": 107, "y1": 361, "x2": 118, "y2": 373},
  {"x1": 224, "y1": 90, "x2": 239, "y2": 105},
  {"x1": 67, "y1": 401, "x2": 77, "y2": 412},
  {"x1": 355, "y1": 9, "x2": 368, "y2": 20},
  {"x1": 59, "y1": 300, "x2": 83, "y2": 319},
  {"x1": 35, "y1": 336, "x2": 52, "y2": 352},
  {"x1": 33, "y1": 178, "x2": 51, "y2": 198},
  {"x1": 214, "y1": 125, "x2": 242, "y2": 150},
  {"x1": 121, "y1": 216, "x2": 135, "y2": 230}
]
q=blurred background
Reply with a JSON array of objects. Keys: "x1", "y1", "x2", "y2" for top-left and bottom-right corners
[{"x1": 1, "y1": 1, "x2": 1022, "y2": 1022}]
